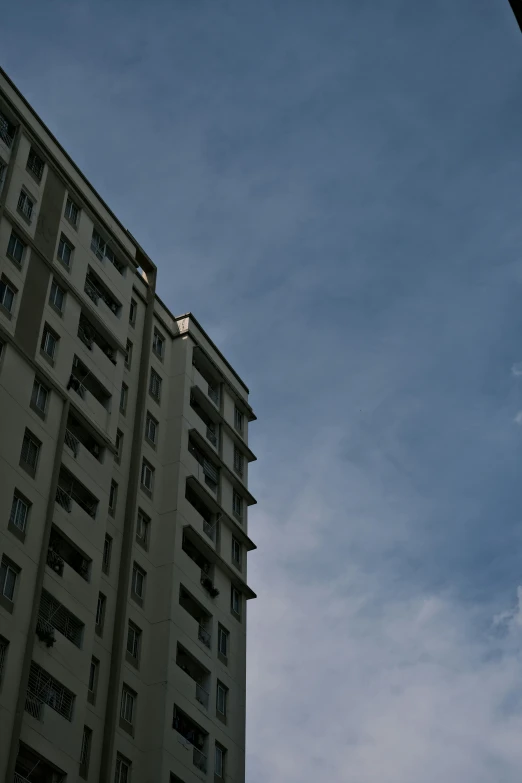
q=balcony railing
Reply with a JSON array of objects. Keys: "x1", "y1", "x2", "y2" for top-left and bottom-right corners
[
  {"x1": 78, "y1": 324, "x2": 94, "y2": 350},
  {"x1": 202, "y1": 519, "x2": 215, "y2": 541},
  {"x1": 14, "y1": 773, "x2": 31, "y2": 783},
  {"x1": 198, "y1": 624, "x2": 211, "y2": 649},
  {"x1": 46, "y1": 548, "x2": 65, "y2": 575},
  {"x1": 24, "y1": 692, "x2": 43, "y2": 721},
  {"x1": 55, "y1": 487, "x2": 72, "y2": 512},
  {"x1": 64, "y1": 429, "x2": 80, "y2": 457},
  {"x1": 207, "y1": 384, "x2": 219, "y2": 405},
  {"x1": 193, "y1": 748, "x2": 207, "y2": 773},
  {"x1": 68, "y1": 375, "x2": 86, "y2": 399},
  {"x1": 195, "y1": 683, "x2": 209, "y2": 709},
  {"x1": 0, "y1": 119, "x2": 13, "y2": 148},
  {"x1": 84, "y1": 279, "x2": 100, "y2": 305},
  {"x1": 206, "y1": 426, "x2": 217, "y2": 447}
]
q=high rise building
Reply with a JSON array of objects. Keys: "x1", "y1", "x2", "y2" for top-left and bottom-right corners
[{"x1": 0, "y1": 68, "x2": 257, "y2": 783}]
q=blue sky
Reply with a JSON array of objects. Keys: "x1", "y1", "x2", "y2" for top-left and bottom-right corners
[{"x1": 4, "y1": 1, "x2": 522, "y2": 780}]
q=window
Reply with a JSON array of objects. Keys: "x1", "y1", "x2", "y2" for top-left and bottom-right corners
[
  {"x1": 115, "y1": 429, "x2": 123, "y2": 463},
  {"x1": 140, "y1": 459, "x2": 154, "y2": 494},
  {"x1": 136, "y1": 510, "x2": 150, "y2": 549},
  {"x1": 31, "y1": 378, "x2": 49, "y2": 414},
  {"x1": 234, "y1": 405, "x2": 244, "y2": 433},
  {"x1": 218, "y1": 625, "x2": 229, "y2": 660},
  {"x1": 57, "y1": 234, "x2": 74, "y2": 267},
  {"x1": 49, "y1": 280, "x2": 65, "y2": 313},
  {"x1": 27, "y1": 147, "x2": 45, "y2": 180},
  {"x1": 0, "y1": 110, "x2": 15, "y2": 147},
  {"x1": 10, "y1": 491, "x2": 30, "y2": 534},
  {"x1": 80, "y1": 726, "x2": 92, "y2": 777},
  {"x1": 17, "y1": 190, "x2": 34, "y2": 220},
  {"x1": 232, "y1": 490, "x2": 243, "y2": 520},
  {"x1": 90, "y1": 228, "x2": 105, "y2": 260},
  {"x1": 115, "y1": 755, "x2": 131, "y2": 783},
  {"x1": 152, "y1": 329, "x2": 165, "y2": 358},
  {"x1": 20, "y1": 430, "x2": 41, "y2": 474},
  {"x1": 231, "y1": 586, "x2": 241, "y2": 618},
  {"x1": 109, "y1": 480, "x2": 118, "y2": 516},
  {"x1": 129, "y1": 298, "x2": 137, "y2": 326},
  {"x1": 120, "y1": 684, "x2": 135, "y2": 724},
  {"x1": 216, "y1": 681, "x2": 228, "y2": 717},
  {"x1": 0, "y1": 277, "x2": 15, "y2": 314},
  {"x1": 215, "y1": 744, "x2": 226, "y2": 779},
  {"x1": 145, "y1": 413, "x2": 158, "y2": 445},
  {"x1": 95, "y1": 593, "x2": 106, "y2": 630},
  {"x1": 234, "y1": 446, "x2": 244, "y2": 477},
  {"x1": 41, "y1": 325, "x2": 58, "y2": 360},
  {"x1": 126, "y1": 621, "x2": 141, "y2": 661},
  {"x1": 0, "y1": 160, "x2": 5, "y2": 189},
  {"x1": 232, "y1": 537, "x2": 242, "y2": 568},
  {"x1": 0, "y1": 557, "x2": 18, "y2": 602},
  {"x1": 132, "y1": 563, "x2": 146, "y2": 600},
  {"x1": 64, "y1": 196, "x2": 79, "y2": 226},
  {"x1": 120, "y1": 383, "x2": 128, "y2": 414},
  {"x1": 149, "y1": 368, "x2": 162, "y2": 402},
  {"x1": 88, "y1": 657, "x2": 99, "y2": 701},
  {"x1": 124, "y1": 340, "x2": 133, "y2": 369},
  {"x1": 0, "y1": 636, "x2": 8, "y2": 683},
  {"x1": 7, "y1": 230, "x2": 25, "y2": 265},
  {"x1": 102, "y1": 535, "x2": 112, "y2": 574}
]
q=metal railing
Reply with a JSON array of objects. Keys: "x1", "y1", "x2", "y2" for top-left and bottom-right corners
[
  {"x1": 84, "y1": 279, "x2": 100, "y2": 305},
  {"x1": 0, "y1": 118, "x2": 13, "y2": 148},
  {"x1": 193, "y1": 748, "x2": 207, "y2": 773},
  {"x1": 17, "y1": 193, "x2": 33, "y2": 219},
  {"x1": 198, "y1": 625, "x2": 211, "y2": 649},
  {"x1": 206, "y1": 426, "x2": 218, "y2": 447},
  {"x1": 203, "y1": 519, "x2": 215, "y2": 541},
  {"x1": 195, "y1": 683, "x2": 209, "y2": 709},
  {"x1": 207, "y1": 384, "x2": 219, "y2": 405},
  {"x1": 24, "y1": 691, "x2": 43, "y2": 720},
  {"x1": 78, "y1": 324, "x2": 94, "y2": 349},
  {"x1": 64, "y1": 429, "x2": 80, "y2": 457},
  {"x1": 14, "y1": 773, "x2": 31, "y2": 783},
  {"x1": 55, "y1": 486, "x2": 72, "y2": 512},
  {"x1": 46, "y1": 548, "x2": 65, "y2": 575}
]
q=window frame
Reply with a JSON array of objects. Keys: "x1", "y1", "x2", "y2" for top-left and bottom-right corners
[
  {"x1": 57, "y1": 233, "x2": 74, "y2": 267},
  {"x1": 145, "y1": 412, "x2": 158, "y2": 446},
  {"x1": 136, "y1": 510, "x2": 150, "y2": 549},
  {"x1": 10, "y1": 491, "x2": 30, "y2": 534},
  {"x1": 115, "y1": 755, "x2": 131, "y2": 783},
  {"x1": 115, "y1": 429, "x2": 123, "y2": 464},
  {"x1": 231, "y1": 537, "x2": 242, "y2": 568},
  {"x1": 232, "y1": 490, "x2": 243, "y2": 520},
  {"x1": 140, "y1": 459, "x2": 154, "y2": 494},
  {"x1": 231, "y1": 586, "x2": 241, "y2": 619},
  {"x1": 132, "y1": 563, "x2": 146, "y2": 600},
  {"x1": 7, "y1": 230, "x2": 25, "y2": 266},
  {"x1": 95, "y1": 592, "x2": 106, "y2": 631},
  {"x1": 31, "y1": 378, "x2": 49, "y2": 415},
  {"x1": 41, "y1": 325, "x2": 58, "y2": 361},
  {"x1": 129, "y1": 298, "x2": 137, "y2": 327},
  {"x1": 109, "y1": 480, "x2": 118, "y2": 516},
  {"x1": 124, "y1": 339, "x2": 133, "y2": 369},
  {"x1": 49, "y1": 279, "x2": 65, "y2": 314},
  {"x1": 217, "y1": 624, "x2": 229, "y2": 659},
  {"x1": 149, "y1": 368, "x2": 162, "y2": 402},
  {"x1": 0, "y1": 276, "x2": 16, "y2": 314},
  {"x1": 234, "y1": 405, "x2": 244, "y2": 433},
  {"x1": 102, "y1": 534, "x2": 112, "y2": 574},
  {"x1": 27, "y1": 147, "x2": 45, "y2": 180},
  {"x1": 64, "y1": 196, "x2": 80, "y2": 227},
  {"x1": 126, "y1": 620, "x2": 141, "y2": 662},
  {"x1": 0, "y1": 557, "x2": 18, "y2": 602},
  {"x1": 216, "y1": 681, "x2": 228, "y2": 717},
  {"x1": 152, "y1": 328, "x2": 165, "y2": 359},
  {"x1": 215, "y1": 744, "x2": 226, "y2": 779},
  {"x1": 20, "y1": 430, "x2": 41, "y2": 475},
  {"x1": 17, "y1": 189, "x2": 34, "y2": 221},
  {"x1": 120, "y1": 684, "x2": 136, "y2": 725},
  {"x1": 120, "y1": 383, "x2": 128, "y2": 414}
]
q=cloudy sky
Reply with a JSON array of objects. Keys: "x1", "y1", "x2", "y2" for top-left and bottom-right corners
[{"x1": 4, "y1": 1, "x2": 522, "y2": 780}]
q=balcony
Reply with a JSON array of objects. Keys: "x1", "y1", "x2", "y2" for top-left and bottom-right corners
[
  {"x1": 182, "y1": 534, "x2": 219, "y2": 598},
  {"x1": 188, "y1": 436, "x2": 219, "y2": 495},
  {"x1": 48, "y1": 527, "x2": 91, "y2": 581},
  {"x1": 192, "y1": 348, "x2": 221, "y2": 409},
  {"x1": 176, "y1": 644, "x2": 210, "y2": 710},
  {"x1": 56, "y1": 467, "x2": 98, "y2": 519},
  {"x1": 0, "y1": 111, "x2": 15, "y2": 149},
  {"x1": 185, "y1": 482, "x2": 217, "y2": 543},
  {"x1": 15, "y1": 743, "x2": 65, "y2": 783},
  {"x1": 68, "y1": 356, "x2": 111, "y2": 431},
  {"x1": 64, "y1": 414, "x2": 103, "y2": 463},
  {"x1": 25, "y1": 661, "x2": 75, "y2": 723},
  {"x1": 190, "y1": 393, "x2": 219, "y2": 451},
  {"x1": 84, "y1": 268, "x2": 121, "y2": 318},
  {"x1": 172, "y1": 706, "x2": 208, "y2": 773},
  {"x1": 78, "y1": 312, "x2": 118, "y2": 373},
  {"x1": 179, "y1": 585, "x2": 212, "y2": 649}
]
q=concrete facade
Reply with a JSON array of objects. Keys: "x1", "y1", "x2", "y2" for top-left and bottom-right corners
[{"x1": 0, "y1": 67, "x2": 257, "y2": 783}]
